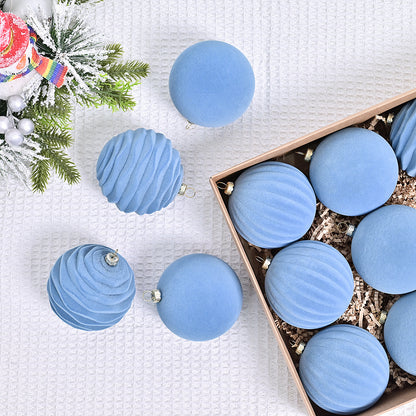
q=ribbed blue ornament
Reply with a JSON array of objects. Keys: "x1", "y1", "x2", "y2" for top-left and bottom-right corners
[
  {"x1": 299, "y1": 325, "x2": 389, "y2": 415},
  {"x1": 390, "y1": 99, "x2": 416, "y2": 176},
  {"x1": 96, "y1": 128, "x2": 184, "y2": 215},
  {"x1": 265, "y1": 240, "x2": 353, "y2": 329},
  {"x1": 156, "y1": 253, "x2": 243, "y2": 341},
  {"x1": 228, "y1": 161, "x2": 316, "y2": 248},
  {"x1": 384, "y1": 291, "x2": 416, "y2": 375},
  {"x1": 47, "y1": 244, "x2": 136, "y2": 331},
  {"x1": 351, "y1": 204, "x2": 416, "y2": 294},
  {"x1": 309, "y1": 127, "x2": 398, "y2": 216}
]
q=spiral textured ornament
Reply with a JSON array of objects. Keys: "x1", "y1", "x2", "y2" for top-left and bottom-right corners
[
  {"x1": 97, "y1": 128, "x2": 184, "y2": 215},
  {"x1": 228, "y1": 161, "x2": 316, "y2": 248},
  {"x1": 265, "y1": 240, "x2": 354, "y2": 329},
  {"x1": 299, "y1": 325, "x2": 389, "y2": 415},
  {"x1": 390, "y1": 99, "x2": 416, "y2": 176},
  {"x1": 47, "y1": 244, "x2": 136, "y2": 331}
]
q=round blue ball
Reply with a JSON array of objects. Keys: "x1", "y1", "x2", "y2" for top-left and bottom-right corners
[
  {"x1": 384, "y1": 291, "x2": 416, "y2": 375},
  {"x1": 265, "y1": 240, "x2": 354, "y2": 329},
  {"x1": 309, "y1": 127, "x2": 398, "y2": 216},
  {"x1": 97, "y1": 128, "x2": 183, "y2": 215},
  {"x1": 299, "y1": 324, "x2": 389, "y2": 415},
  {"x1": 390, "y1": 99, "x2": 416, "y2": 176},
  {"x1": 228, "y1": 161, "x2": 316, "y2": 248},
  {"x1": 156, "y1": 253, "x2": 242, "y2": 341},
  {"x1": 169, "y1": 40, "x2": 255, "y2": 127},
  {"x1": 351, "y1": 204, "x2": 416, "y2": 294},
  {"x1": 47, "y1": 244, "x2": 136, "y2": 331}
]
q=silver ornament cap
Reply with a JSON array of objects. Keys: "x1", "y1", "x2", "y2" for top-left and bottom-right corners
[
  {"x1": 5, "y1": 128, "x2": 24, "y2": 147},
  {"x1": 0, "y1": 116, "x2": 11, "y2": 134},
  {"x1": 7, "y1": 95, "x2": 26, "y2": 113},
  {"x1": 18, "y1": 118, "x2": 35, "y2": 136}
]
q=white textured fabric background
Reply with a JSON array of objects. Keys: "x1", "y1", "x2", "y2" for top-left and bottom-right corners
[{"x1": 1, "y1": 1, "x2": 416, "y2": 415}]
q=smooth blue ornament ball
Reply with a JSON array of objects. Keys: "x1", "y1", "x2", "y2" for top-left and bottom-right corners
[
  {"x1": 299, "y1": 325, "x2": 389, "y2": 415},
  {"x1": 390, "y1": 99, "x2": 416, "y2": 176},
  {"x1": 47, "y1": 244, "x2": 136, "y2": 331},
  {"x1": 169, "y1": 40, "x2": 255, "y2": 127},
  {"x1": 228, "y1": 161, "x2": 316, "y2": 249},
  {"x1": 156, "y1": 253, "x2": 242, "y2": 341},
  {"x1": 384, "y1": 291, "x2": 416, "y2": 375},
  {"x1": 309, "y1": 127, "x2": 398, "y2": 216},
  {"x1": 97, "y1": 128, "x2": 184, "y2": 215},
  {"x1": 351, "y1": 204, "x2": 416, "y2": 294},
  {"x1": 265, "y1": 240, "x2": 354, "y2": 329}
]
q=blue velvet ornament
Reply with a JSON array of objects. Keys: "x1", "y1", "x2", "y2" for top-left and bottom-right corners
[
  {"x1": 390, "y1": 99, "x2": 416, "y2": 176},
  {"x1": 97, "y1": 128, "x2": 184, "y2": 215},
  {"x1": 351, "y1": 204, "x2": 416, "y2": 294},
  {"x1": 299, "y1": 325, "x2": 389, "y2": 415},
  {"x1": 169, "y1": 40, "x2": 255, "y2": 127},
  {"x1": 309, "y1": 127, "x2": 398, "y2": 216},
  {"x1": 384, "y1": 291, "x2": 416, "y2": 375},
  {"x1": 265, "y1": 240, "x2": 353, "y2": 329},
  {"x1": 154, "y1": 253, "x2": 242, "y2": 341},
  {"x1": 47, "y1": 244, "x2": 136, "y2": 331},
  {"x1": 228, "y1": 161, "x2": 316, "y2": 249}
]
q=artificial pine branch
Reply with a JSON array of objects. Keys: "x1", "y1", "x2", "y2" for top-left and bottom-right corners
[
  {"x1": 105, "y1": 61, "x2": 149, "y2": 83},
  {"x1": 39, "y1": 146, "x2": 80, "y2": 185},
  {"x1": 31, "y1": 158, "x2": 51, "y2": 192},
  {"x1": 35, "y1": 126, "x2": 73, "y2": 148},
  {"x1": 100, "y1": 44, "x2": 124, "y2": 66}
]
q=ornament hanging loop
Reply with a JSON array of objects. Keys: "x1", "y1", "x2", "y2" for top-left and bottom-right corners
[
  {"x1": 304, "y1": 148, "x2": 314, "y2": 162},
  {"x1": 290, "y1": 340, "x2": 306, "y2": 355},
  {"x1": 105, "y1": 250, "x2": 119, "y2": 266},
  {"x1": 185, "y1": 120, "x2": 195, "y2": 130},
  {"x1": 217, "y1": 181, "x2": 234, "y2": 195},
  {"x1": 368, "y1": 113, "x2": 394, "y2": 131},
  {"x1": 143, "y1": 289, "x2": 162, "y2": 303},
  {"x1": 178, "y1": 183, "x2": 196, "y2": 198},
  {"x1": 337, "y1": 222, "x2": 355, "y2": 237},
  {"x1": 379, "y1": 310, "x2": 388, "y2": 325},
  {"x1": 255, "y1": 255, "x2": 272, "y2": 270}
]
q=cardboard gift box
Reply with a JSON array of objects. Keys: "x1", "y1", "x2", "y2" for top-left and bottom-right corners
[{"x1": 210, "y1": 88, "x2": 416, "y2": 416}]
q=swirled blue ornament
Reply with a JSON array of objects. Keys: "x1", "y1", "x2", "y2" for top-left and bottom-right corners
[
  {"x1": 384, "y1": 291, "x2": 416, "y2": 375},
  {"x1": 390, "y1": 99, "x2": 416, "y2": 176},
  {"x1": 309, "y1": 127, "x2": 398, "y2": 216},
  {"x1": 97, "y1": 128, "x2": 184, "y2": 215},
  {"x1": 155, "y1": 253, "x2": 242, "y2": 341},
  {"x1": 169, "y1": 40, "x2": 255, "y2": 127},
  {"x1": 265, "y1": 240, "x2": 353, "y2": 329},
  {"x1": 47, "y1": 244, "x2": 136, "y2": 331},
  {"x1": 228, "y1": 161, "x2": 316, "y2": 248},
  {"x1": 351, "y1": 204, "x2": 416, "y2": 294},
  {"x1": 299, "y1": 325, "x2": 389, "y2": 415}
]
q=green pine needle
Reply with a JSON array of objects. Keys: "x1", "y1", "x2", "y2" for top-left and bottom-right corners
[
  {"x1": 100, "y1": 44, "x2": 124, "y2": 66},
  {"x1": 31, "y1": 159, "x2": 51, "y2": 193},
  {"x1": 106, "y1": 61, "x2": 149, "y2": 83},
  {"x1": 40, "y1": 147, "x2": 81, "y2": 185},
  {"x1": 37, "y1": 127, "x2": 73, "y2": 148},
  {"x1": 81, "y1": 79, "x2": 137, "y2": 111}
]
